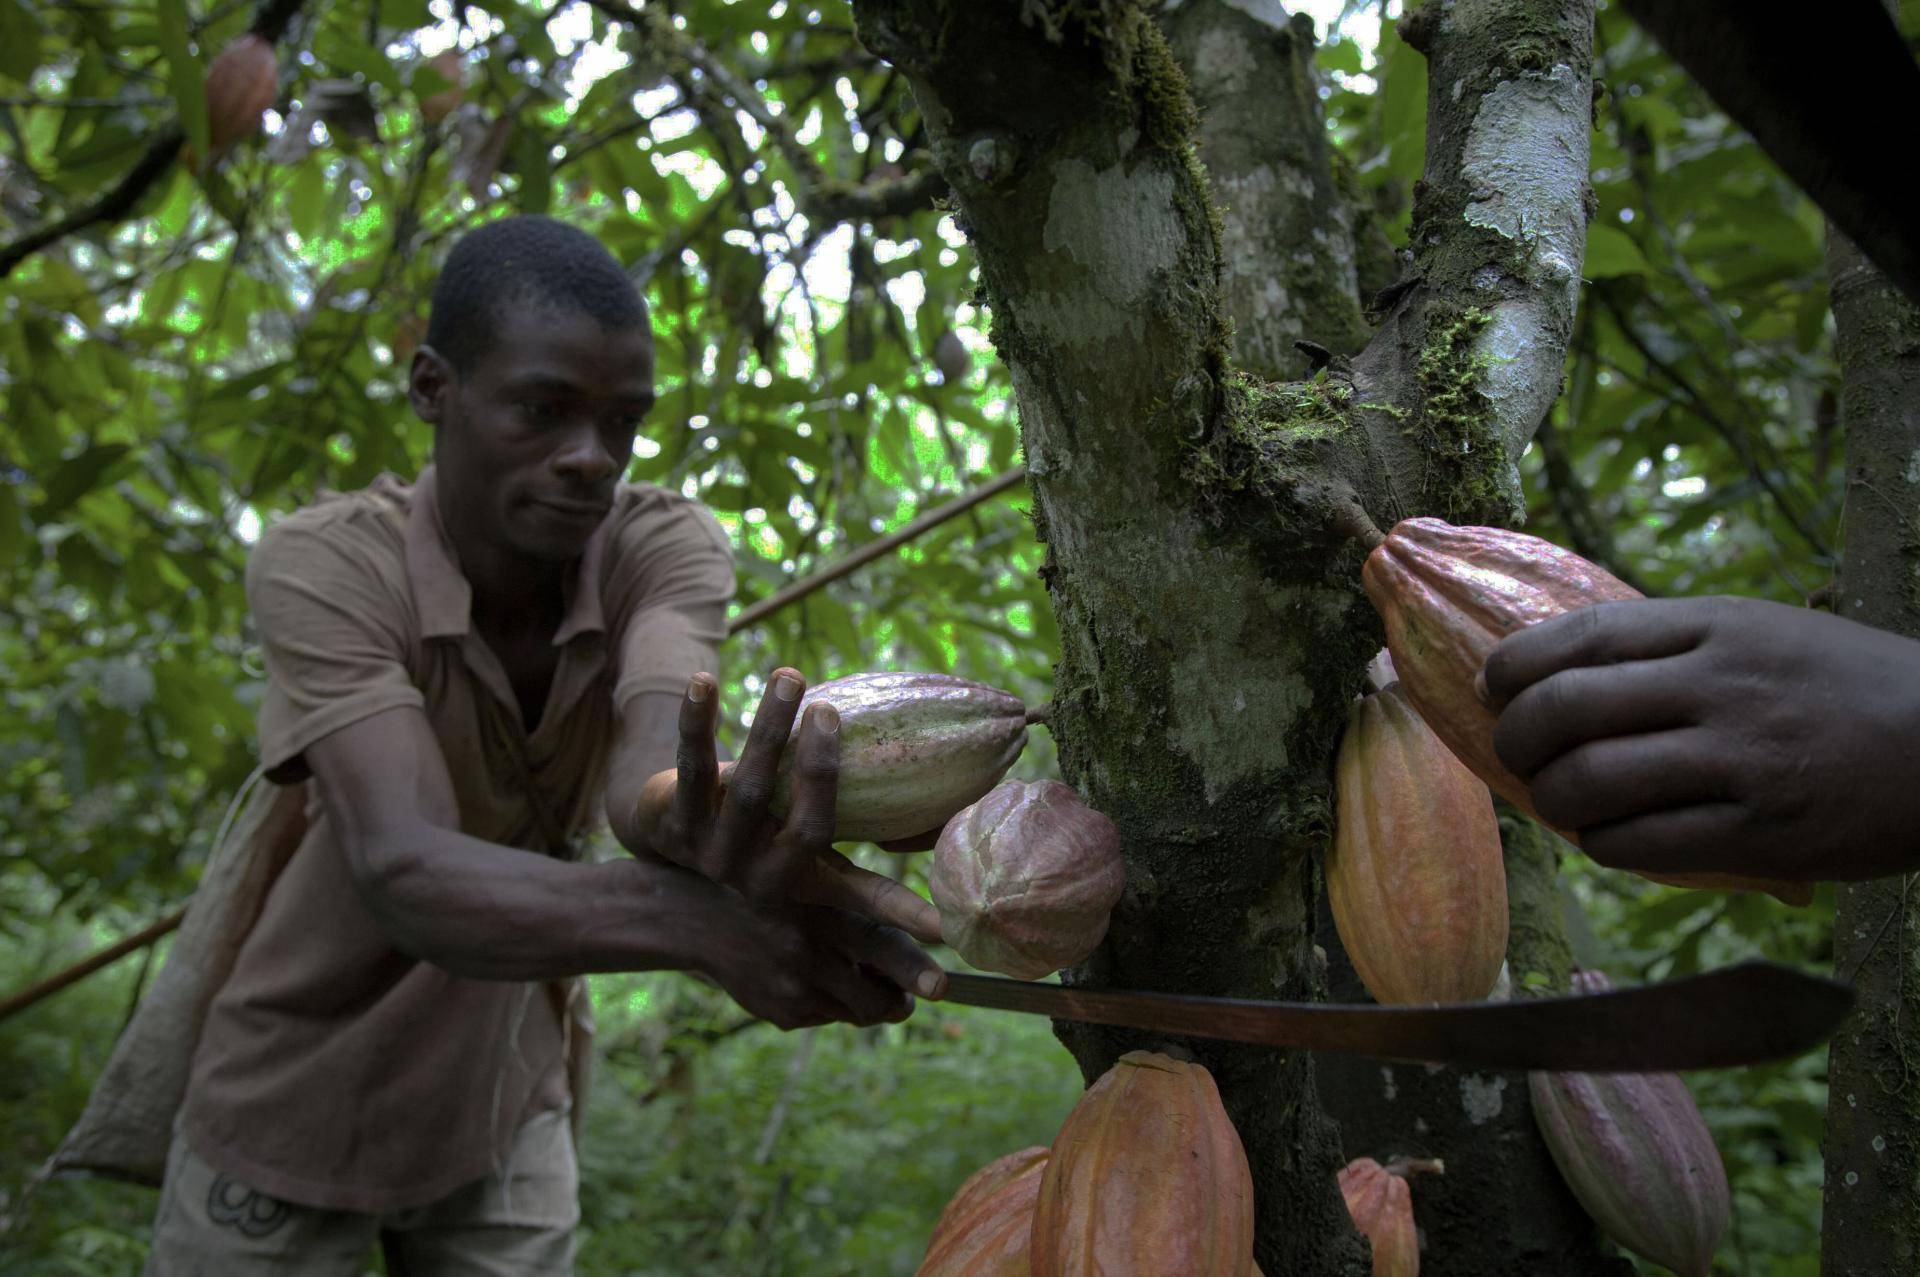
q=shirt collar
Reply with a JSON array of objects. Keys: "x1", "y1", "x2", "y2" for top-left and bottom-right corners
[{"x1": 405, "y1": 465, "x2": 611, "y2": 646}]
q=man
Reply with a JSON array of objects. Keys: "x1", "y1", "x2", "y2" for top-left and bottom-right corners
[{"x1": 144, "y1": 215, "x2": 946, "y2": 1274}]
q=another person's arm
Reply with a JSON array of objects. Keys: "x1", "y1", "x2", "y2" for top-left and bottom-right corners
[{"x1": 1481, "y1": 595, "x2": 1920, "y2": 882}]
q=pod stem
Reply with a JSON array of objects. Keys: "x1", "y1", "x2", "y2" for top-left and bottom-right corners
[
  {"x1": 1383, "y1": 1157, "x2": 1445, "y2": 1179},
  {"x1": 1024, "y1": 701, "x2": 1054, "y2": 729},
  {"x1": 1330, "y1": 497, "x2": 1387, "y2": 551}
]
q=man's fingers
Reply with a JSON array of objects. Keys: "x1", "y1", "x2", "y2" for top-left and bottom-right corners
[
  {"x1": 710, "y1": 668, "x2": 806, "y2": 880},
  {"x1": 1481, "y1": 598, "x2": 1715, "y2": 712},
  {"x1": 807, "y1": 947, "x2": 911, "y2": 1026},
  {"x1": 1492, "y1": 657, "x2": 1702, "y2": 782},
  {"x1": 669, "y1": 673, "x2": 721, "y2": 845},
  {"x1": 742, "y1": 703, "x2": 840, "y2": 904},
  {"x1": 1580, "y1": 801, "x2": 1779, "y2": 881},
  {"x1": 812, "y1": 907, "x2": 947, "y2": 1003},
  {"x1": 1528, "y1": 729, "x2": 1733, "y2": 832},
  {"x1": 797, "y1": 851, "x2": 943, "y2": 943}
]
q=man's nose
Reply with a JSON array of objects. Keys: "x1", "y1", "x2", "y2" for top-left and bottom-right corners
[{"x1": 552, "y1": 426, "x2": 616, "y2": 484}]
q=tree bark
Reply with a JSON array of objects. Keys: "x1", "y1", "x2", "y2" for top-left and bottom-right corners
[
  {"x1": 852, "y1": 0, "x2": 1594, "y2": 1268},
  {"x1": 1159, "y1": 0, "x2": 1370, "y2": 380},
  {"x1": 1819, "y1": 228, "x2": 1920, "y2": 1276}
]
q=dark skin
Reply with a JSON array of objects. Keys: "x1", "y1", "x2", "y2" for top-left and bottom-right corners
[
  {"x1": 302, "y1": 304, "x2": 947, "y2": 1032},
  {"x1": 1482, "y1": 596, "x2": 1920, "y2": 884}
]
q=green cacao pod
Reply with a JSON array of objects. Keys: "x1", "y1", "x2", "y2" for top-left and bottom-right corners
[
  {"x1": 1362, "y1": 517, "x2": 1813, "y2": 905},
  {"x1": 769, "y1": 672, "x2": 1029, "y2": 843},
  {"x1": 1328, "y1": 682, "x2": 1507, "y2": 1004},
  {"x1": 1031, "y1": 1051, "x2": 1254, "y2": 1277},
  {"x1": 1529, "y1": 970, "x2": 1730, "y2": 1277},
  {"x1": 919, "y1": 1147, "x2": 1048, "y2": 1277},
  {"x1": 930, "y1": 780, "x2": 1124, "y2": 980}
]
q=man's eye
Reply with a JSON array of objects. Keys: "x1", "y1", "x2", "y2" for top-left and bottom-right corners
[{"x1": 520, "y1": 401, "x2": 560, "y2": 424}]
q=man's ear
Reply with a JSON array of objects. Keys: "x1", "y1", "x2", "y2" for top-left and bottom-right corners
[{"x1": 408, "y1": 344, "x2": 452, "y2": 424}]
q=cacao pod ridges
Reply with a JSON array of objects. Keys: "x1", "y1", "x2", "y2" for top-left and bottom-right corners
[
  {"x1": 1362, "y1": 517, "x2": 1813, "y2": 905},
  {"x1": 930, "y1": 779, "x2": 1125, "y2": 981},
  {"x1": 769, "y1": 671, "x2": 1029, "y2": 844},
  {"x1": 1529, "y1": 970, "x2": 1730, "y2": 1277},
  {"x1": 1338, "y1": 1157, "x2": 1439, "y2": 1277},
  {"x1": 1327, "y1": 681, "x2": 1507, "y2": 1005},
  {"x1": 1030, "y1": 1051, "x2": 1254, "y2": 1277},
  {"x1": 919, "y1": 1147, "x2": 1048, "y2": 1277}
]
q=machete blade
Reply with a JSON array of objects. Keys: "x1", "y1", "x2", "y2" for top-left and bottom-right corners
[{"x1": 939, "y1": 961, "x2": 1851, "y2": 1072}]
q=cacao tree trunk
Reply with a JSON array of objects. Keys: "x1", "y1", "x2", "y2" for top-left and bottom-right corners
[
  {"x1": 852, "y1": 1, "x2": 1596, "y2": 1268},
  {"x1": 1818, "y1": 227, "x2": 1920, "y2": 1276}
]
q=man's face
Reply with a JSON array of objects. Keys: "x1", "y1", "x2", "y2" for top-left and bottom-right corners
[{"x1": 413, "y1": 305, "x2": 655, "y2": 563}]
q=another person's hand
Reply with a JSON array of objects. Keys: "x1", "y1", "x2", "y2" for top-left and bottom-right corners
[
  {"x1": 1481, "y1": 595, "x2": 1920, "y2": 882},
  {"x1": 633, "y1": 668, "x2": 946, "y2": 945}
]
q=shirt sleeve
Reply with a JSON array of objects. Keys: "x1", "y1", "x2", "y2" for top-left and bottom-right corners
[
  {"x1": 247, "y1": 517, "x2": 425, "y2": 782},
  {"x1": 608, "y1": 497, "x2": 735, "y2": 708}
]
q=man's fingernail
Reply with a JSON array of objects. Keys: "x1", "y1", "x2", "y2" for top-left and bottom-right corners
[
  {"x1": 813, "y1": 704, "x2": 839, "y2": 735},
  {"x1": 687, "y1": 675, "x2": 710, "y2": 703},
  {"x1": 1473, "y1": 669, "x2": 1491, "y2": 707},
  {"x1": 774, "y1": 672, "x2": 802, "y2": 702},
  {"x1": 916, "y1": 972, "x2": 944, "y2": 999}
]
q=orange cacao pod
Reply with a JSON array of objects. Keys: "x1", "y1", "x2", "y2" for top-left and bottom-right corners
[
  {"x1": 1031, "y1": 1051, "x2": 1253, "y2": 1277},
  {"x1": 919, "y1": 1147, "x2": 1048, "y2": 1277},
  {"x1": 1338, "y1": 1158, "x2": 1421, "y2": 1277},
  {"x1": 1529, "y1": 971, "x2": 1729, "y2": 1277},
  {"x1": 1362, "y1": 518, "x2": 1812, "y2": 905},
  {"x1": 203, "y1": 34, "x2": 278, "y2": 158},
  {"x1": 417, "y1": 51, "x2": 464, "y2": 124},
  {"x1": 930, "y1": 780, "x2": 1124, "y2": 980},
  {"x1": 1328, "y1": 682, "x2": 1507, "y2": 1004}
]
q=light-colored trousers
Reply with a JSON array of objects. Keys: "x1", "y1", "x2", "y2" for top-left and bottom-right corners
[{"x1": 142, "y1": 1108, "x2": 579, "y2": 1276}]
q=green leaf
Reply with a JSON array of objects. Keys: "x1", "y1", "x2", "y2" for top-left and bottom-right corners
[
  {"x1": 0, "y1": 0, "x2": 43, "y2": 85},
  {"x1": 156, "y1": 0, "x2": 208, "y2": 158},
  {"x1": 1583, "y1": 225, "x2": 1650, "y2": 278},
  {"x1": 35, "y1": 444, "x2": 133, "y2": 521},
  {"x1": 0, "y1": 481, "x2": 27, "y2": 570}
]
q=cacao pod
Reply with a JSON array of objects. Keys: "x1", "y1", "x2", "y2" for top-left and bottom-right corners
[
  {"x1": 203, "y1": 34, "x2": 278, "y2": 160},
  {"x1": 1338, "y1": 1158, "x2": 1425, "y2": 1277},
  {"x1": 1529, "y1": 970, "x2": 1730, "y2": 1277},
  {"x1": 1031, "y1": 1051, "x2": 1254, "y2": 1277},
  {"x1": 919, "y1": 1147, "x2": 1048, "y2": 1277},
  {"x1": 930, "y1": 780, "x2": 1125, "y2": 980},
  {"x1": 771, "y1": 672, "x2": 1029, "y2": 843},
  {"x1": 1328, "y1": 682, "x2": 1507, "y2": 1004},
  {"x1": 417, "y1": 51, "x2": 464, "y2": 124},
  {"x1": 1362, "y1": 517, "x2": 1813, "y2": 905}
]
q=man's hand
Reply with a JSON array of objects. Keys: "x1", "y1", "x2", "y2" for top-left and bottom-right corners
[
  {"x1": 1482, "y1": 596, "x2": 1920, "y2": 883},
  {"x1": 698, "y1": 895, "x2": 938, "y2": 1029},
  {"x1": 636, "y1": 667, "x2": 947, "y2": 947}
]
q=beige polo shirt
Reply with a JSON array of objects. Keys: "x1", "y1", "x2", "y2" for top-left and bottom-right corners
[{"x1": 181, "y1": 465, "x2": 733, "y2": 1213}]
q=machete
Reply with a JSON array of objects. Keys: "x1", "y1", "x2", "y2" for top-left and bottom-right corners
[{"x1": 939, "y1": 961, "x2": 1850, "y2": 1073}]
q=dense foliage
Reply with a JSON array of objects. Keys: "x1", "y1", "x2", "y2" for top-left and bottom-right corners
[{"x1": 1, "y1": 0, "x2": 1898, "y2": 1271}]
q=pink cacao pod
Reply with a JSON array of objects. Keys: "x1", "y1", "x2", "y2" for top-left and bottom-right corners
[
  {"x1": 1361, "y1": 517, "x2": 1813, "y2": 906},
  {"x1": 203, "y1": 34, "x2": 278, "y2": 158},
  {"x1": 1328, "y1": 681, "x2": 1508, "y2": 1004},
  {"x1": 1529, "y1": 970, "x2": 1730, "y2": 1277},
  {"x1": 1338, "y1": 1158, "x2": 1423, "y2": 1277},
  {"x1": 919, "y1": 1147, "x2": 1048, "y2": 1277},
  {"x1": 930, "y1": 780, "x2": 1123, "y2": 980},
  {"x1": 1030, "y1": 1051, "x2": 1254, "y2": 1277}
]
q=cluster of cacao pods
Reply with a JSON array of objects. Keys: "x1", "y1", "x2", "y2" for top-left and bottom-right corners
[
  {"x1": 920, "y1": 1051, "x2": 1255, "y2": 1276},
  {"x1": 685, "y1": 671, "x2": 1123, "y2": 979}
]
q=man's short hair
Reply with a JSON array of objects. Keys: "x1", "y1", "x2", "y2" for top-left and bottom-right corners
[{"x1": 425, "y1": 216, "x2": 648, "y2": 371}]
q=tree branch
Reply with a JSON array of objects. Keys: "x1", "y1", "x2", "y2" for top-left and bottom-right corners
[{"x1": 0, "y1": 0, "x2": 313, "y2": 282}]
